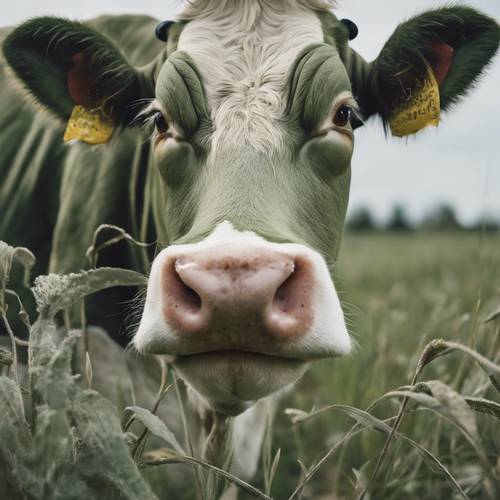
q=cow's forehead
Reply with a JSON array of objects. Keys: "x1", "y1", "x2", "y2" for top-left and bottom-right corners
[{"x1": 176, "y1": 0, "x2": 328, "y2": 152}]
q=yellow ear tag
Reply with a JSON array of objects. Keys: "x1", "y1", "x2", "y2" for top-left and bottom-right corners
[
  {"x1": 389, "y1": 66, "x2": 440, "y2": 137},
  {"x1": 63, "y1": 105, "x2": 114, "y2": 145}
]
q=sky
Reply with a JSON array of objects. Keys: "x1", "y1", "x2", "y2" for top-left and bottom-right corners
[{"x1": 1, "y1": 0, "x2": 499, "y2": 224}]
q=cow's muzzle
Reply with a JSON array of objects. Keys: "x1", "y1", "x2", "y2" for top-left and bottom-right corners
[
  {"x1": 134, "y1": 222, "x2": 351, "y2": 407},
  {"x1": 162, "y1": 247, "x2": 313, "y2": 341}
]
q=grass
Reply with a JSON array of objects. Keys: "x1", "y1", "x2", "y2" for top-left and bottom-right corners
[
  {"x1": 1, "y1": 230, "x2": 499, "y2": 500},
  {"x1": 264, "y1": 231, "x2": 500, "y2": 499}
]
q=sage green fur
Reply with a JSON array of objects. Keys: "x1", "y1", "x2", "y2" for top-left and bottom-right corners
[
  {"x1": 287, "y1": 44, "x2": 352, "y2": 133},
  {"x1": 0, "y1": 16, "x2": 166, "y2": 332},
  {"x1": 155, "y1": 52, "x2": 210, "y2": 141},
  {"x1": 1, "y1": 15, "x2": 164, "y2": 275},
  {"x1": 0, "y1": 8, "x2": 498, "y2": 337}
]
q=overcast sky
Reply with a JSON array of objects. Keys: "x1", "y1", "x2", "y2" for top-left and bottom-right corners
[{"x1": 2, "y1": 1, "x2": 499, "y2": 224}]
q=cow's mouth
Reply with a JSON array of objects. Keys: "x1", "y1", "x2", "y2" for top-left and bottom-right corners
[
  {"x1": 175, "y1": 349, "x2": 303, "y2": 362},
  {"x1": 172, "y1": 349, "x2": 309, "y2": 412}
]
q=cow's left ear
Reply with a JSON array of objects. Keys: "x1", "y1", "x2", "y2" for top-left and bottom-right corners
[
  {"x1": 3, "y1": 17, "x2": 160, "y2": 129},
  {"x1": 352, "y1": 7, "x2": 499, "y2": 136}
]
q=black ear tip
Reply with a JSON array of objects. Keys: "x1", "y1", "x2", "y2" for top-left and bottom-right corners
[
  {"x1": 155, "y1": 20, "x2": 174, "y2": 42},
  {"x1": 340, "y1": 18, "x2": 358, "y2": 41}
]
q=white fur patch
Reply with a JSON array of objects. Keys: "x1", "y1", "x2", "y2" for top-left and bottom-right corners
[
  {"x1": 135, "y1": 221, "x2": 351, "y2": 359},
  {"x1": 177, "y1": 0, "x2": 326, "y2": 153}
]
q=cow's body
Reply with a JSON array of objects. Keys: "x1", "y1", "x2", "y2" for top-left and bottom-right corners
[
  {"x1": 1, "y1": 1, "x2": 498, "y2": 498},
  {"x1": 0, "y1": 15, "x2": 163, "y2": 332}
]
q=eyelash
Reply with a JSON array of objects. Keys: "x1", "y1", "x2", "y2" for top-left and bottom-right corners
[{"x1": 138, "y1": 108, "x2": 169, "y2": 134}]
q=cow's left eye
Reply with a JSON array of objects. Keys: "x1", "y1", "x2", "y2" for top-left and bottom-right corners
[
  {"x1": 153, "y1": 111, "x2": 169, "y2": 134},
  {"x1": 333, "y1": 105, "x2": 353, "y2": 127}
]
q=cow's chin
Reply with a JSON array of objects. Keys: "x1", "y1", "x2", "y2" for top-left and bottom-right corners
[{"x1": 173, "y1": 351, "x2": 309, "y2": 416}]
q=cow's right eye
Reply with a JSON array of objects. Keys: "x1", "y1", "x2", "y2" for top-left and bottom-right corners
[
  {"x1": 333, "y1": 105, "x2": 353, "y2": 127},
  {"x1": 154, "y1": 111, "x2": 169, "y2": 134}
]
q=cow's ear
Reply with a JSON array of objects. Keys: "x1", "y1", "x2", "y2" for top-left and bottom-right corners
[
  {"x1": 354, "y1": 7, "x2": 499, "y2": 136},
  {"x1": 3, "y1": 17, "x2": 157, "y2": 127}
]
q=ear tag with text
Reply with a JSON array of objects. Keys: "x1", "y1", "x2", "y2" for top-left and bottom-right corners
[
  {"x1": 63, "y1": 105, "x2": 114, "y2": 145},
  {"x1": 389, "y1": 66, "x2": 440, "y2": 137}
]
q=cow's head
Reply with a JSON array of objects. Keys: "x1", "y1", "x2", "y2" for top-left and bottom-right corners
[{"x1": 4, "y1": 3, "x2": 498, "y2": 414}]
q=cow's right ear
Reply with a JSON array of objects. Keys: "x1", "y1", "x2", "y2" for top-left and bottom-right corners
[{"x1": 3, "y1": 17, "x2": 158, "y2": 127}]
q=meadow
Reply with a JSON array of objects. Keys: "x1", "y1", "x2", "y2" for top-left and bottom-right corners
[
  {"x1": 1, "y1": 230, "x2": 499, "y2": 500},
  {"x1": 267, "y1": 231, "x2": 500, "y2": 499}
]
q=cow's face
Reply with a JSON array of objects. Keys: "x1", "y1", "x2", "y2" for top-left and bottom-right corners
[
  {"x1": 135, "y1": 11, "x2": 356, "y2": 413},
  {"x1": 5, "y1": 3, "x2": 498, "y2": 414}
]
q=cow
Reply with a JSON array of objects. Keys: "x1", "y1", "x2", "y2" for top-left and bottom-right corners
[{"x1": 1, "y1": 0, "x2": 498, "y2": 496}]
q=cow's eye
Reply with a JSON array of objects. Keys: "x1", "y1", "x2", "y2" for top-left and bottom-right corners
[
  {"x1": 154, "y1": 111, "x2": 169, "y2": 134},
  {"x1": 333, "y1": 105, "x2": 353, "y2": 127}
]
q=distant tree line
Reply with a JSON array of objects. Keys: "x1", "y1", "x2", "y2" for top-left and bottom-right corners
[{"x1": 347, "y1": 204, "x2": 500, "y2": 232}]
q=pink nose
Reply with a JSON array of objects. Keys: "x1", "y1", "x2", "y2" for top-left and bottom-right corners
[{"x1": 161, "y1": 247, "x2": 314, "y2": 340}]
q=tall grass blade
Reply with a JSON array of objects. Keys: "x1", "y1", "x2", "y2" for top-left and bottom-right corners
[
  {"x1": 288, "y1": 404, "x2": 469, "y2": 500},
  {"x1": 32, "y1": 267, "x2": 146, "y2": 318},
  {"x1": 141, "y1": 448, "x2": 273, "y2": 500},
  {"x1": 126, "y1": 406, "x2": 185, "y2": 455}
]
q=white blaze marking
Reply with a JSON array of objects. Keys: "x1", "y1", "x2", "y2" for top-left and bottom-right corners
[{"x1": 177, "y1": 0, "x2": 326, "y2": 153}]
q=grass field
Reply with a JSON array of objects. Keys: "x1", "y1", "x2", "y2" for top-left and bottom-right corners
[
  {"x1": 1, "y1": 231, "x2": 499, "y2": 500},
  {"x1": 264, "y1": 231, "x2": 500, "y2": 499}
]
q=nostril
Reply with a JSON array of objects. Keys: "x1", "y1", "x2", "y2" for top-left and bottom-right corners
[
  {"x1": 268, "y1": 257, "x2": 313, "y2": 338},
  {"x1": 164, "y1": 259, "x2": 202, "y2": 314},
  {"x1": 273, "y1": 271, "x2": 296, "y2": 314},
  {"x1": 178, "y1": 280, "x2": 202, "y2": 312},
  {"x1": 272, "y1": 261, "x2": 301, "y2": 314},
  {"x1": 162, "y1": 257, "x2": 209, "y2": 334}
]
